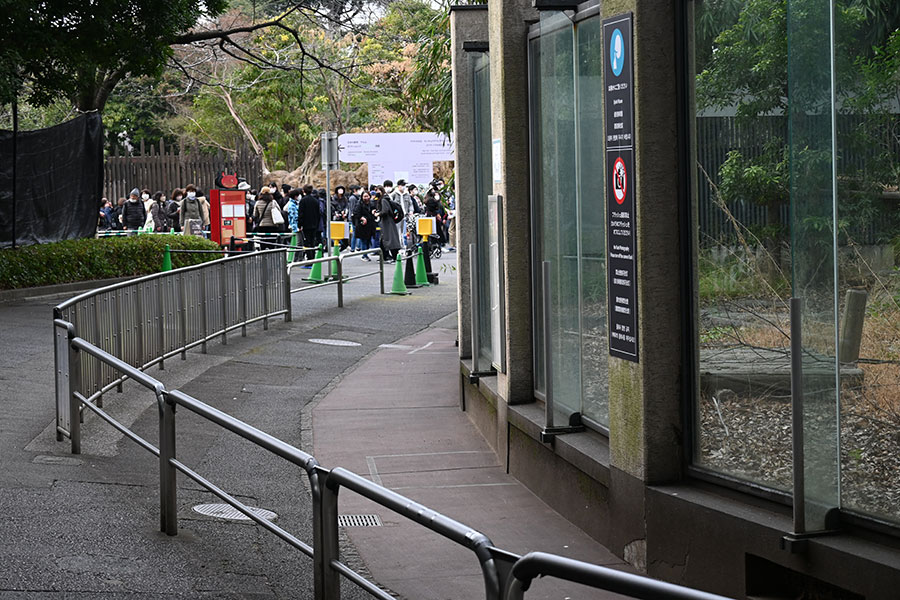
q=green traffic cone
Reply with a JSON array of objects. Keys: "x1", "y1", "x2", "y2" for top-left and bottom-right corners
[
  {"x1": 287, "y1": 232, "x2": 298, "y2": 263},
  {"x1": 415, "y1": 245, "x2": 430, "y2": 287},
  {"x1": 329, "y1": 241, "x2": 340, "y2": 280},
  {"x1": 389, "y1": 255, "x2": 411, "y2": 295},
  {"x1": 162, "y1": 244, "x2": 172, "y2": 272},
  {"x1": 305, "y1": 245, "x2": 324, "y2": 283}
]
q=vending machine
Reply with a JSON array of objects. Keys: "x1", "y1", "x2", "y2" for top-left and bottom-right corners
[{"x1": 209, "y1": 189, "x2": 248, "y2": 247}]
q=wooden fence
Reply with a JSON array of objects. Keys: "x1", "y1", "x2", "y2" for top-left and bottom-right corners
[{"x1": 104, "y1": 140, "x2": 263, "y2": 201}]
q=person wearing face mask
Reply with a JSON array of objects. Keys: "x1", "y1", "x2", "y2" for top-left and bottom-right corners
[
  {"x1": 139, "y1": 188, "x2": 154, "y2": 229},
  {"x1": 150, "y1": 191, "x2": 170, "y2": 232},
  {"x1": 122, "y1": 188, "x2": 147, "y2": 231},
  {"x1": 379, "y1": 181, "x2": 401, "y2": 262},
  {"x1": 166, "y1": 188, "x2": 183, "y2": 233},
  {"x1": 390, "y1": 179, "x2": 413, "y2": 248},
  {"x1": 351, "y1": 190, "x2": 377, "y2": 261},
  {"x1": 180, "y1": 184, "x2": 210, "y2": 232},
  {"x1": 245, "y1": 188, "x2": 257, "y2": 229}
]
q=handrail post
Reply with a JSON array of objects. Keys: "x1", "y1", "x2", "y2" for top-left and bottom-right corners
[
  {"x1": 543, "y1": 261, "x2": 553, "y2": 431},
  {"x1": 790, "y1": 297, "x2": 805, "y2": 535},
  {"x1": 261, "y1": 253, "x2": 270, "y2": 331},
  {"x1": 200, "y1": 269, "x2": 209, "y2": 354},
  {"x1": 93, "y1": 297, "x2": 104, "y2": 408},
  {"x1": 159, "y1": 390, "x2": 178, "y2": 536},
  {"x1": 179, "y1": 272, "x2": 188, "y2": 359},
  {"x1": 115, "y1": 294, "x2": 124, "y2": 391},
  {"x1": 317, "y1": 472, "x2": 341, "y2": 600},
  {"x1": 337, "y1": 258, "x2": 344, "y2": 308},
  {"x1": 219, "y1": 262, "x2": 228, "y2": 345},
  {"x1": 240, "y1": 258, "x2": 248, "y2": 337},
  {"x1": 157, "y1": 279, "x2": 166, "y2": 370},
  {"x1": 68, "y1": 329, "x2": 82, "y2": 455},
  {"x1": 470, "y1": 244, "x2": 480, "y2": 375},
  {"x1": 378, "y1": 249, "x2": 385, "y2": 295},
  {"x1": 283, "y1": 251, "x2": 293, "y2": 322},
  {"x1": 136, "y1": 283, "x2": 146, "y2": 365}
]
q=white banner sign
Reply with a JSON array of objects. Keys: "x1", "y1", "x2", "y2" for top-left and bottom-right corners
[{"x1": 337, "y1": 132, "x2": 454, "y2": 185}]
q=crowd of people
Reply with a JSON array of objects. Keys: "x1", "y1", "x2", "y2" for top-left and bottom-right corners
[
  {"x1": 100, "y1": 177, "x2": 456, "y2": 264},
  {"x1": 99, "y1": 185, "x2": 211, "y2": 233}
]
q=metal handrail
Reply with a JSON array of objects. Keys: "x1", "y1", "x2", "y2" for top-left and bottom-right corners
[
  {"x1": 321, "y1": 466, "x2": 502, "y2": 600},
  {"x1": 505, "y1": 552, "x2": 731, "y2": 600},
  {"x1": 54, "y1": 325, "x2": 734, "y2": 600},
  {"x1": 53, "y1": 250, "x2": 291, "y2": 443},
  {"x1": 287, "y1": 248, "x2": 385, "y2": 307},
  {"x1": 55, "y1": 248, "x2": 286, "y2": 311}
]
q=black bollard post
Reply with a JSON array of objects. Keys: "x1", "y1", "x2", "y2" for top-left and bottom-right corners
[{"x1": 405, "y1": 248, "x2": 421, "y2": 288}]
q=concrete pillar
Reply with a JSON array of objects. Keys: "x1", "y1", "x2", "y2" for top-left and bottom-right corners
[
  {"x1": 489, "y1": 0, "x2": 539, "y2": 405},
  {"x1": 451, "y1": 6, "x2": 489, "y2": 361},
  {"x1": 601, "y1": 0, "x2": 684, "y2": 569}
]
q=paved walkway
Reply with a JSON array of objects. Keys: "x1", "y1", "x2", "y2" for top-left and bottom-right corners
[
  {"x1": 312, "y1": 323, "x2": 632, "y2": 599},
  {"x1": 1, "y1": 254, "x2": 631, "y2": 599}
]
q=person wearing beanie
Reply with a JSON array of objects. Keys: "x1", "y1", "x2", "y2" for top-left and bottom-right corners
[{"x1": 121, "y1": 188, "x2": 147, "y2": 230}]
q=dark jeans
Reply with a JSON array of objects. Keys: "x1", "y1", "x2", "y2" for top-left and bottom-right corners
[{"x1": 302, "y1": 228, "x2": 319, "y2": 259}]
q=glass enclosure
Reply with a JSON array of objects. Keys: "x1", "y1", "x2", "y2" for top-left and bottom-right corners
[
  {"x1": 530, "y1": 9, "x2": 609, "y2": 430},
  {"x1": 472, "y1": 51, "x2": 496, "y2": 369},
  {"x1": 690, "y1": 0, "x2": 900, "y2": 528}
]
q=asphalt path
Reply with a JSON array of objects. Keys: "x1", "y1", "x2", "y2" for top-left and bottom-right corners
[{"x1": 0, "y1": 248, "x2": 460, "y2": 598}]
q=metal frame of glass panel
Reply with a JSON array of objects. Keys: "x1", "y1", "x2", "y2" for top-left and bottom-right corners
[{"x1": 527, "y1": 0, "x2": 608, "y2": 435}]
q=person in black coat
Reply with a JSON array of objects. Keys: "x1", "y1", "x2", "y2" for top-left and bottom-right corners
[
  {"x1": 121, "y1": 188, "x2": 146, "y2": 230},
  {"x1": 351, "y1": 190, "x2": 378, "y2": 260},
  {"x1": 298, "y1": 185, "x2": 322, "y2": 260}
]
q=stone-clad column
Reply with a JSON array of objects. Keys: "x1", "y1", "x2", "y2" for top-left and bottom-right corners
[
  {"x1": 451, "y1": 6, "x2": 489, "y2": 359},
  {"x1": 602, "y1": 0, "x2": 684, "y2": 570},
  {"x1": 489, "y1": 0, "x2": 539, "y2": 405}
]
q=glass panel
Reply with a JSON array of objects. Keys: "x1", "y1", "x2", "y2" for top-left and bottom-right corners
[
  {"x1": 488, "y1": 194, "x2": 504, "y2": 369},
  {"x1": 472, "y1": 52, "x2": 494, "y2": 367},
  {"x1": 530, "y1": 37, "x2": 546, "y2": 396},
  {"x1": 831, "y1": 4, "x2": 900, "y2": 524},
  {"x1": 691, "y1": 0, "x2": 792, "y2": 491},
  {"x1": 576, "y1": 15, "x2": 609, "y2": 427},
  {"x1": 787, "y1": 0, "x2": 840, "y2": 533},
  {"x1": 538, "y1": 13, "x2": 581, "y2": 420}
]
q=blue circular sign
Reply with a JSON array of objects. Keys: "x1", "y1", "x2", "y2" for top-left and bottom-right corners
[{"x1": 610, "y1": 28, "x2": 624, "y2": 77}]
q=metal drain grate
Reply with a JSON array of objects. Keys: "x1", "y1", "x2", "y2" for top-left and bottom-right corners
[
  {"x1": 192, "y1": 503, "x2": 278, "y2": 522},
  {"x1": 338, "y1": 514, "x2": 383, "y2": 527}
]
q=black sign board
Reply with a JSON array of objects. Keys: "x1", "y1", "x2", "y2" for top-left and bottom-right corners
[{"x1": 604, "y1": 13, "x2": 639, "y2": 362}]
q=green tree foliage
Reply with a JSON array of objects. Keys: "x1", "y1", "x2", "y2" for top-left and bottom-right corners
[
  {"x1": 0, "y1": 0, "x2": 229, "y2": 110},
  {"x1": 173, "y1": 0, "x2": 444, "y2": 169},
  {"x1": 406, "y1": 0, "x2": 486, "y2": 135},
  {"x1": 698, "y1": 0, "x2": 900, "y2": 250}
]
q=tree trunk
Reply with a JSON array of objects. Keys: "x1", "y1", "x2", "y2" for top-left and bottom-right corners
[{"x1": 73, "y1": 68, "x2": 125, "y2": 112}]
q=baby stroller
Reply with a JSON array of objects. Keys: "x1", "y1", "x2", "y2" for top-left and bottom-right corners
[{"x1": 427, "y1": 234, "x2": 442, "y2": 259}]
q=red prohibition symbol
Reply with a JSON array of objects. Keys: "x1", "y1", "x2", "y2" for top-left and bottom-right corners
[{"x1": 612, "y1": 157, "x2": 627, "y2": 205}]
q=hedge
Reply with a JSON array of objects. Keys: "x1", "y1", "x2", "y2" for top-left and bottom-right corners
[{"x1": 0, "y1": 235, "x2": 223, "y2": 290}]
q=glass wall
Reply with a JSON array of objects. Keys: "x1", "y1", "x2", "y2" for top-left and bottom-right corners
[
  {"x1": 576, "y1": 15, "x2": 608, "y2": 425},
  {"x1": 530, "y1": 10, "x2": 609, "y2": 429},
  {"x1": 472, "y1": 51, "x2": 495, "y2": 368},
  {"x1": 689, "y1": 0, "x2": 900, "y2": 528}
]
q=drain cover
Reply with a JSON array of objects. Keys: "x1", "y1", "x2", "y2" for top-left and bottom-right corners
[
  {"x1": 338, "y1": 514, "x2": 383, "y2": 527},
  {"x1": 192, "y1": 503, "x2": 278, "y2": 522},
  {"x1": 309, "y1": 338, "x2": 361, "y2": 347}
]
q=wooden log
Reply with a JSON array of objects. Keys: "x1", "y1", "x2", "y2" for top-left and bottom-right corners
[{"x1": 839, "y1": 288, "x2": 867, "y2": 364}]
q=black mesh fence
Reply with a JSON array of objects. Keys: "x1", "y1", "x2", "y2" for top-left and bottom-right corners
[{"x1": 0, "y1": 113, "x2": 103, "y2": 248}]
